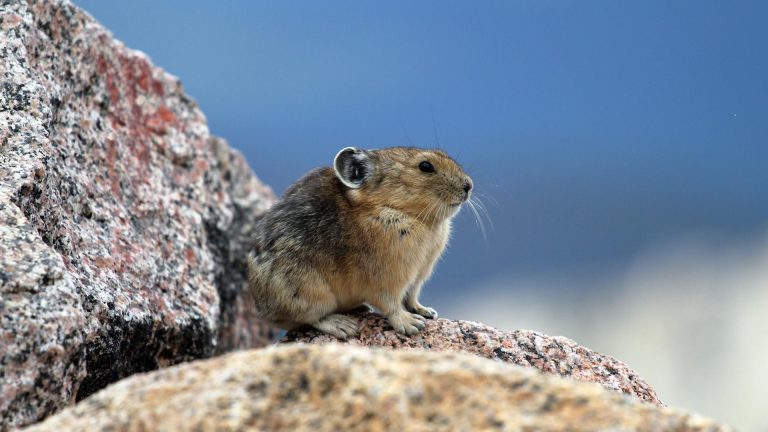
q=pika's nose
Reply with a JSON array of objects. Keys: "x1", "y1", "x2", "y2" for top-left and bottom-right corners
[{"x1": 463, "y1": 179, "x2": 473, "y2": 194}]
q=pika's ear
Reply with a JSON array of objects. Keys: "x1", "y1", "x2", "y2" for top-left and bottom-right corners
[{"x1": 333, "y1": 147, "x2": 372, "y2": 189}]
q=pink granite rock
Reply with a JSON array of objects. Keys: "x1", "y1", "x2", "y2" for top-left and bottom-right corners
[
  {"x1": 0, "y1": 0, "x2": 277, "y2": 428},
  {"x1": 281, "y1": 311, "x2": 662, "y2": 405}
]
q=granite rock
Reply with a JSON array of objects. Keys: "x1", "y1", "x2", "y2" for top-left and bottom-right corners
[
  {"x1": 0, "y1": 0, "x2": 276, "y2": 428},
  {"x1": 25, "y1": 344, "x2": 728, "y2": 432},
  {"x1": 282, "y1": 311, "x2": 662, "y2": 405}
]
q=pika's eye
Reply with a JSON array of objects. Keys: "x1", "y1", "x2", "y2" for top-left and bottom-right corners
[{"x1": 418, "y1": 161, "x2": 435, "y2": 173}]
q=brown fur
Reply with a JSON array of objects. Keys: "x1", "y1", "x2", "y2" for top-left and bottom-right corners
[{"x1": 247, "y1": 147, "x2": 472, "y2": 338}]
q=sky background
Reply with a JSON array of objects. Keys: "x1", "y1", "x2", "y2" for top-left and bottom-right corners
[{"x1": 75, "y1": 1, "x2": 768, "y2": 429}]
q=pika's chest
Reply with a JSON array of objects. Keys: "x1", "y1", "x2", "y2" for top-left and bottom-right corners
[{"x1": 361, "y1": 209, "x2": 449, "y2": 275}]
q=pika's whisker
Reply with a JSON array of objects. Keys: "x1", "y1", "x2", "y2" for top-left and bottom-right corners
[
  {"x1": 416, "y1": 199, "x2": 437, "y2": 222},
  {"x1": 476, "y1": 191, "x2": 499, "y2": 206},
  {"x1": 426, "y1": 200, "x2": 440, "y2": 223},
  {"x1": 467, "y1": 198, "x2": 487, "y2": 242},
  {"x1": 470, "y1": 195, "x2": 494, "y2": 230}
]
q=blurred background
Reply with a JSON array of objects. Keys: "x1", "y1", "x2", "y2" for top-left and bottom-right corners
[{"x1": 75, "y1": 1, "x2": 768, "y2": 429}]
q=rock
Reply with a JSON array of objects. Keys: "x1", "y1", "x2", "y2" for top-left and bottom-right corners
[
  {"x1": 281, "y1": 311, "x2": 662, "y2": 405},
  {"x1": 24, "y1": 344, "x2": 728, "y2": 432},
  {"x1": 0, "y1": 0, "x2": 277, "y2": 428}
]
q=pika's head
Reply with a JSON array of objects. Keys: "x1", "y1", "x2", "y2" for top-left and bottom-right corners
[{"x1": 334, "y1": 147, "x2": 473, "y2": 222}]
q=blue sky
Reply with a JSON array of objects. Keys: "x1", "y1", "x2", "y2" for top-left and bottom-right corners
[{"x1": 76, "y1": 1, "x2": 768, "y2": 302}]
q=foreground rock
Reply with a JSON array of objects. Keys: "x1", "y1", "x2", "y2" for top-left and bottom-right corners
[
  {"x1": 282, "y1": 311, "x2": 662, "y2": 405},
  {"x1": 0, "y1": 0, "x2": 276, "y2": 427},
  {"x1": 25, "y1": 344, "x2": 728, "y2": 432}
]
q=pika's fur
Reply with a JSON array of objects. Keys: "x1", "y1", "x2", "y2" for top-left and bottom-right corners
[{"x1": 247, "y1": 147, "x2": 472, "y2": 338}]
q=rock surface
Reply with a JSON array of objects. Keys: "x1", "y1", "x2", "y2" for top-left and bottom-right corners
[
  {"x1": 0, "y1": 0, "x2": 276, "y2": 428},
  {"x1": 282, "y1": 311, "x2": 662, "y2": 405},
  {"x1": 25, "y1": 344, "x2": 728, "y2": 432}
]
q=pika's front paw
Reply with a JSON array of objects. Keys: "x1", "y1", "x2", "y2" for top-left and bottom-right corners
[
  {"x1": 388, "y1": 310, "x2": 426, "y2": 336},
  {"x1": 408, "y1": 303, "x2": 438, "y2": 320},
  {"x1": 311, "y1": 314, "x2": 359, "y2": 339}
]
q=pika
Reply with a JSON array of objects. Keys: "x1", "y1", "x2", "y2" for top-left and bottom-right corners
[{"x1": 247, "y1": 147, "x2": 472, "y2": 338}]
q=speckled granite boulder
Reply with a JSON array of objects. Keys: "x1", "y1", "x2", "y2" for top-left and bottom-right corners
[
  {"x1": 282, "y1": 311, "x2": 662, "y2": 405},
  {"x1": 25, "y1": 344, "x2": 728, "y2": 432},
  {"x1": 0, "y1": 0, "x2": 277, "y2": 428}
]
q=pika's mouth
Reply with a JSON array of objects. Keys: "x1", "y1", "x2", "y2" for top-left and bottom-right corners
[{"x1": 448, "y1": 202, "x2": 463, "y2": 207}]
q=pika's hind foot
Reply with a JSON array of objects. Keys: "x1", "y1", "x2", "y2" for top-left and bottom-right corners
[
  {"x1": 407, "y1": 303, "x2": 439, "y2": 320},
  {"x1": 311, "y1": 314, "x2": 359, "y2": 339}
]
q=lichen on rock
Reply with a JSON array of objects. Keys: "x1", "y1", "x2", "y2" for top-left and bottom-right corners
[{"x1": 0, "y1": 0, "x2": 277, "y2": 428}]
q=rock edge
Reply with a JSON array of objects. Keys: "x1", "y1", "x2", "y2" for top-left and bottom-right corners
[
  {"x1": 282, "y1": 311, "x2": 662, "y2": 405},
  {"x1": 25, "y1": 344, "x2": 729, "y2": 432}
]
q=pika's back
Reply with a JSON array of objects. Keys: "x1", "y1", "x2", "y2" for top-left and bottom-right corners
[{"x1": 252, "y1": 167, "x2": 349, "y2": 261}]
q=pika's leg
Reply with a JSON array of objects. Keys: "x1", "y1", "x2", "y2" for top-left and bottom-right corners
[
  {"x1": 388, "y1": 308, "x2": 427, "y2": 335},
  {"x1": 403, "y1": 255, "x2": 440, "y2": 319},
  {"x1": 401, "y1": 238, "x2": 444, "y2": 320},
  {"x1": 369, "y1": 294, "x2": 426, "y2": 336},
  {"x1": 404, "y1": 281, "x2": 438, "y2": 319}
]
